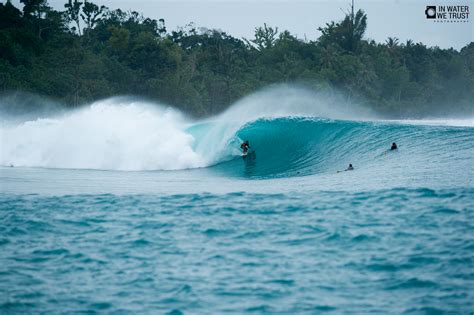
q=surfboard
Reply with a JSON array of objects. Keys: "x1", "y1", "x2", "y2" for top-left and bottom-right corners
[{"x1": 242, "y1": 150, "x2": 255, "y2": 160}]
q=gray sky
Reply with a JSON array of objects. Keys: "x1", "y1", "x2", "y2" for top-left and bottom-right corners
[{"x1": 9, "y1": 0, "x2": 474, "y2": 49}]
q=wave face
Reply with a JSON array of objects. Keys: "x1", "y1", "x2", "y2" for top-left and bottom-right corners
[
  {"x1": 220, "y1": 118, "x2": 370, "y2": 178},
  {"x1": 199, "y1": 117, "x2": 473, "y2": 179},
  {"x1": 1, "y1": 87, "x2": 473, "y2": 177}
]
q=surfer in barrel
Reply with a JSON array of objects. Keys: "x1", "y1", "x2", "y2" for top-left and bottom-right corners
[
  {"x1": 240, "y1": 140, "x2": 256, "y2": 160},
  {"x1": 240, "y1": 140, "x2": 250, "y2": 154}
]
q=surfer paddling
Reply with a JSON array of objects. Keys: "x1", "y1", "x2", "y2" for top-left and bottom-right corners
[
  {"x1": 384, "y1": 142, "x2": 399, "y2": 155},
  {"x1": 337, "y1": 164, "x2": 354, "y2": 173}
]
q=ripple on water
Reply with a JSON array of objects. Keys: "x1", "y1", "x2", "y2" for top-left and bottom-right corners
[
  {"x1": 386, "y1": 277, "x2": 438, "y2": 290},
  {"x1": 0, "y1": 187, "x2": 472, "y2": 314}
]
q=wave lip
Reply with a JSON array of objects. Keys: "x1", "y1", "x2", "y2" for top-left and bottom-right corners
[{"x1": 382, "y1": 118, "x2": 474, "y2": 128}]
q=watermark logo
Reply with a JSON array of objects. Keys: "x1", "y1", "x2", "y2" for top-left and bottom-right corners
[
  {"x1": 425, "y1": 6, "x2": 437, "y2": 19},
  {"x1": 425, "y1": 5, "x2": 470, "y2": 22}
]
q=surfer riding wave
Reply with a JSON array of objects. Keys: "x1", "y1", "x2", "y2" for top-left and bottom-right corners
[{"x1": 240, "y1": 140, "x2": 250, "y2": 154}]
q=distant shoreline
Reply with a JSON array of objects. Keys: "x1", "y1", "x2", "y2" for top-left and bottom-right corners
[{"x1": 0, "y1": 1, "x2": 472, "y2": 118}]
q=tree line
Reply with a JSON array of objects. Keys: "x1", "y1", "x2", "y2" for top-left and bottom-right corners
[{"x1": 0, "y1": 0, "x2": 473, "y2": 117}]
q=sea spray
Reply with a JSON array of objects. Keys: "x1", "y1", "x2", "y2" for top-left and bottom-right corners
[{"x1": 0, "y1": 99, "x2": 203, "y2": 171}]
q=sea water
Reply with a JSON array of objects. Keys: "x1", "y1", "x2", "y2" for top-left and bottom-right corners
[{"x1": 1, "y1": 88, "x2": 473, "y2": 314}]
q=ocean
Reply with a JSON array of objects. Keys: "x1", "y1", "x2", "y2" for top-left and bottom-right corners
[{"x1": 1, "y1": 89, "x2": 473, "y2": 314}]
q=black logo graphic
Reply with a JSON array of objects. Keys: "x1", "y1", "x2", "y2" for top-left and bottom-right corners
[{"x1": 425, "y1": 6, "x2": 437, "y2": 19}]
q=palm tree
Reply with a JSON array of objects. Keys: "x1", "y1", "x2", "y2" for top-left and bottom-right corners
[{"x1": 385, "y1": 37, "x2": 399, "y2": 49}]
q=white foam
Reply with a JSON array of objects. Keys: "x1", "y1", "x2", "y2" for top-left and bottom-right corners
[
  {"x1": 386, "y1": 118, "x2": 474, "y2": 128},
  {"x1": 0, "y1": 99, "x2": 204, "y2": 171}
]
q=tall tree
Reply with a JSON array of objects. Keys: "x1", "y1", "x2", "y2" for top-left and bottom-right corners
[
  {"x1": 318, "y1": 9, "x2": 367, "y2": 53},
  {"x1": 249, "y1": 23, "x2": 278, "y2": 50},
  {"x1": 81, "y1": 1, "x2": 106, "y2": 31},
  {"x1": 20, "y1": 0, "x2": 46, "y2": 18},
  {"x1": 64, "y1": 0, "x2": 82, "y2": 34}
]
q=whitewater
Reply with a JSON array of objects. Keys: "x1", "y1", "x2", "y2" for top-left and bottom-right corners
[{"x1": 1, "y1": 86, "x2": 473, "y2": 314}]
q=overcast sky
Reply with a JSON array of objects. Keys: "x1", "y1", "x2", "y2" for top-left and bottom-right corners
[{"x1": 9, "y1": 0, "x2": 474, "y2": 49}]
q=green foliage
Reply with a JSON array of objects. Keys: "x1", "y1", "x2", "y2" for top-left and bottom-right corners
[
  {"x1": 81, "y1": 1, "x2": 106, "y2": 31},
  {"x1": 64, "y1": 0, "x2": 82, "y2": 34},
  {"x1": 0, "y1": 1, "x2": 472, "y2": 117},
  {"x1": 20, "y1": 0, "x2": 48, "y2": 18},
  {"x1": 249, "y1": 23, "x2": 279, "y2": 50},
  {"x1": 318, "y1": 9, "x2": 367, "y2": 53}
]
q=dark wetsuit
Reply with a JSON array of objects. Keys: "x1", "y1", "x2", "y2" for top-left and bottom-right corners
[
  {"x1": 391, "y1": 143, "x2": 398, "y2": 150},
  {"x1": 241, "y1": 143, "x2": 249, "y2": 154}
]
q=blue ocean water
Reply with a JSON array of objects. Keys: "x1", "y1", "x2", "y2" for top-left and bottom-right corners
[
  {"x1": 1, "y1": 188, "x2": 473, "y2": 314},
  {"x1": 1, "y1": 95, "x2": 473, "y2": 314}
]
